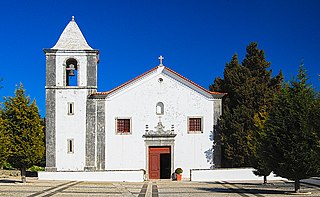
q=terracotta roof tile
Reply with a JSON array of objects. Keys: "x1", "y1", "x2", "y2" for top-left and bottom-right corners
[
  {"x1": 92, "y1": 66, "x2": 226, "y2": 97},
  {"x1": 94, "y1": 66, "x2": 158, "y2": 95},
  {"x1": 163, "y1": 67, "x2": 225, "y2": 96}
]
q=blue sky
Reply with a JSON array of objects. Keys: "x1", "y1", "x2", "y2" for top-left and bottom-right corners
[{"x1": 0, "y1": 0, "x2": 319, "y2": 117}]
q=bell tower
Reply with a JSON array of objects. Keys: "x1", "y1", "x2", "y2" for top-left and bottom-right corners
[{"x1": 44, "y1": 16, "x2": 99, "y2": 171}]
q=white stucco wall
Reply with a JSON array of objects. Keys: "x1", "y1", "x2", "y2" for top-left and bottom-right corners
[
  {"x1": 105, "y1": 67, "x2": 218, "y2": 178},
  {"x1": 39, "y1": 170, "x2": 144, "y2": 182},
  {"x1": 54, "y1": 51, "x2": 91, "y2": 171},
  {"x1": 55, "y1": 89, "x2": 87, "y2": 171},
  {"x1": 191, "y1": 168, "x2": 287, "y2": 182}
]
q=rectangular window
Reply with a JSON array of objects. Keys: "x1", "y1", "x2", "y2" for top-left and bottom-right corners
[
  {"x1": 68, "y1": 102, "x2": 74, "y2": 115},
  {"x1": 67, "y1": 139, "x2": 74, "y2": 154},
  {"x1": 188, "y1": 117, "x2": 203, "y2": 133},
  {"x1": 116, "y1": 118, "x2": 131, "y2": 134}
]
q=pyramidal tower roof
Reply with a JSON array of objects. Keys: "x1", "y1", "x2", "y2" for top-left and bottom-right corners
[{"x1": 52, "y1": 16, "x2": 93, "y2": 50}]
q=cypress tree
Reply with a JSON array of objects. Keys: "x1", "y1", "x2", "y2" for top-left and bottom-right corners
[
  {"x1": 2, "y1": 84, "x2": 44, "y2": 183},
  {"x1": 262, "y1": 65, "x2": 320, "y2": 193}
]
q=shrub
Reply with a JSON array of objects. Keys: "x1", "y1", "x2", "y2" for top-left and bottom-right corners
[
  {"x1": 2, "y1": 162, "x2": 14, "y2": 170},
  {"x1": 28, "y1": 165, "x2": 44, "y2": 172},
  {"x1": 175, "y1": 168, "x2": 183, "y2": 174}
]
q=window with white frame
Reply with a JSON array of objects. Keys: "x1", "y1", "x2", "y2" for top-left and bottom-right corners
[
  {"x1": 187, "y1": 117, "x2": 203, "y2": 133},
  {"x1": 67, "y1": 139, "x2": 74, "y2": 154},
  {"x1": 156, "y1": 102, "x2": 164, "y2": 115},
  {"x1": 116, "y1": 118, "x2": 132, "y2": 134},
  {"x1": 68, "y1": 102, "x2": 74, "y2": 115}
]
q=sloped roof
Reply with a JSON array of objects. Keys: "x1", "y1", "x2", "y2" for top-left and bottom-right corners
[
  {"x1": 163, "y1": 66, "x2": 224, "y2": 96},
  {"x1": 92, "y1": 65, "x2": 226, "y2": 99},
  {"x1": 52, "y1": 16, "x2": 93, "y2": 50}
]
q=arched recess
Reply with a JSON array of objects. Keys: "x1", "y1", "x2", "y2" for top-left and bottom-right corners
[
  {"x1": 65, "y1": 58, "x2": 78, "y2": 86},
  {"x1": 156, "y1": 102, "x2": 164, "y2": 115}
]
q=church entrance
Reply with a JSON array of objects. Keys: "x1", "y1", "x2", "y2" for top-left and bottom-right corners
[{"x1": 149, "y1": 147, "x2": 171, "y2": 179}]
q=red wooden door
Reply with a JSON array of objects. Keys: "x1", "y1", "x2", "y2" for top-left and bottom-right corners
[
  {"x1": 149, "y1": 147, "x2": 170, "y2": 179},
  {"x1": 149, "y1": 153, "x2": 160, "y2": 179}
]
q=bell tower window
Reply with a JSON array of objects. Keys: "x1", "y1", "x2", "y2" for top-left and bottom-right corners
[
  {"x1": 66, "y1": 58, "x2": 78, "y2": 86},
  {"x1": 67, "y1": 139, "x2": 74, "y2": 154},
  {"x1": 68, "y1": 102, "x2": 74, "y2": 115}
]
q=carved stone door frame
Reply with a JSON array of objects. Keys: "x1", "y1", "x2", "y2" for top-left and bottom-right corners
[{"x1": 143, "y1": 121, "x2": 176, "y2": 180}]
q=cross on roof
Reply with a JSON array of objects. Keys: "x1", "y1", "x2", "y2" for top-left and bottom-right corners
[{"x1": 158, "y1": 55, "x2": 164, "y2": 66}]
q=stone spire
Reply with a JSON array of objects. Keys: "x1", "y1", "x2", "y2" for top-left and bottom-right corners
[{"x1": 52, "y1": 16, "x2": 93, "y2": 50}]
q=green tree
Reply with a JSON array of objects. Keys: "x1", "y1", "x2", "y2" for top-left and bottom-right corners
[
  {"x1": 252, "y1": 110, "x2": 272, "y2": 184},
  {"x1": 0, "y1": 78, "x2": 10, "y2": 168},
  {"x1": 0, "y1": 116, "x2": 11, "y2": 168},
  {"x1": 210, "y1": 42, "x2": 283, "y2": 168},
  {"x1": 262, "y1": 65, "x2": 320, "y2": 193},
  {"x1": 2, "y1": 84, "x2": 44, "y2": 183}
]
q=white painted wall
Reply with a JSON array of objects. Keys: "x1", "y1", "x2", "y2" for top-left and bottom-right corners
[
  {"x1": 39, "y1": 170, "x2": 144, "y2": 182},
  {"x1": 105, "y1": 67, "x2": 219, "y2": 178},
  {"x1": 191, "y1": 168, "x2": 287, "y2": 182},
  {"x1": 55, "y1": 89, "x2": 87, "y2": 171},
  {"x1": 54, "y1": 51, "x2": 91, "y2": 171}
]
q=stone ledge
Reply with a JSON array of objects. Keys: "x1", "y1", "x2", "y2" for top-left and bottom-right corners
[
  {"x1": 38, "y1": 170, "x2": 145, "y2": 182},
  {"x1": 0, "y1": 170, "x2": 20, "y2": 178},
  {"x1": 45, "y1": 167, "x2": 57, "y2": 172},
  {"x1": 190, "y1": 168, "x2": 287, "y2": 182}
]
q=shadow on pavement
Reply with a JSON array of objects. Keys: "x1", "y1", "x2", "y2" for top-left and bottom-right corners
[
  {"x1": 202, "y1": 182, "x2": 265, "y2": 186},
  {"x1": 0, "y1": 179, "x2": 21, "y2": 183},
  {"x1": 197, "y1": 187, "x2": 287, "y2": 195}
]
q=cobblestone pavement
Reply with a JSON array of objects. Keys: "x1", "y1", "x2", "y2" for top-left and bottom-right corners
[{"x1": 0, "y1": 177, "x2": 320, "y2": 196}]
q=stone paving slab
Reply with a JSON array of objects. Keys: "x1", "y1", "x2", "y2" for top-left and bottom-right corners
[{"x1": 1, "y1": 177, "x2": 320, "y2": 196}]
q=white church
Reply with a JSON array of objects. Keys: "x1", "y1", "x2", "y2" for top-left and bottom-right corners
[{"x1": 40, "y1": 17, "x2": 225, "y2": 182}]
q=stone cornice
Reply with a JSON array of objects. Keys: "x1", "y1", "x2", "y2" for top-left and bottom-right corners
[
  {"x1": 45, "y1": 86, "x2": 97, "y2": 89},
  {"x1": 43, "y1": 48, "x2": 99, "y2": 54}
]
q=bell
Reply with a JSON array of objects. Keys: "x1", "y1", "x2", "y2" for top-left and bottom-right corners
[
  {"x1": 68, "y1": 69, "x2": 75, "y2": 76},
  {"x1": 67, "y1": 64, "x2": 75, "y2": 76}
]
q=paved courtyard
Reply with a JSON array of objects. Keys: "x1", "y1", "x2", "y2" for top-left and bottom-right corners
[{"x1": 0, "y1": 177, "x2": 320, "y2": 196}]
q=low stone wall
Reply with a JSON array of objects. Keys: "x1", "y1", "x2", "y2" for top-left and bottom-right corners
[
  {"x1": 0, "y1": 170, "x2": 20, "y2": 178},
  {"x1": 38, "y1": 170, "x2": 145, "y2": 182},
  {"x1": 190, "y1": 168, "x2": 287, "y2": 182}
]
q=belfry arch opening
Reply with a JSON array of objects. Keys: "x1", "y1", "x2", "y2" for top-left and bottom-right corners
[{"x1": 66, "y1": 58, "x2": 78, "y2": 86}]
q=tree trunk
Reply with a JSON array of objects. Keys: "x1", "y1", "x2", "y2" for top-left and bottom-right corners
[
  {"x1": 263, "y1": 175, "x2": 267, "y2": 184},
  {"x1": 294, "y1": 179, "x2": 300, "y2": 193},
  {"x1": 21, "y1": 167, "x2": 27, "y2": 183}
]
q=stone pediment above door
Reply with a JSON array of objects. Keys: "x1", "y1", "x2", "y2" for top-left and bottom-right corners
[{"x1": 143, "y1": 121, "x2": 176, "y2": 138}]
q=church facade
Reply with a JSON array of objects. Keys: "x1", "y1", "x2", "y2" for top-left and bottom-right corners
[{"x1": 43, "y1": 17, "x2": 224, "y2": 181}]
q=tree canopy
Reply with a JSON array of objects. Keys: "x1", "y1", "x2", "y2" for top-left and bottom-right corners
[
  {"x1": 262, "y1": 65, "x2": 320, "y2": 192},
  {"x1": 0, "y1": 116, "x2": 11, "y2": 167},
  {"x1": 210, "y1": 42, "x2": 283, "y2": 167},
  {"x1": 1, "y1": 84, "x2": 44, "y2": 183}
]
